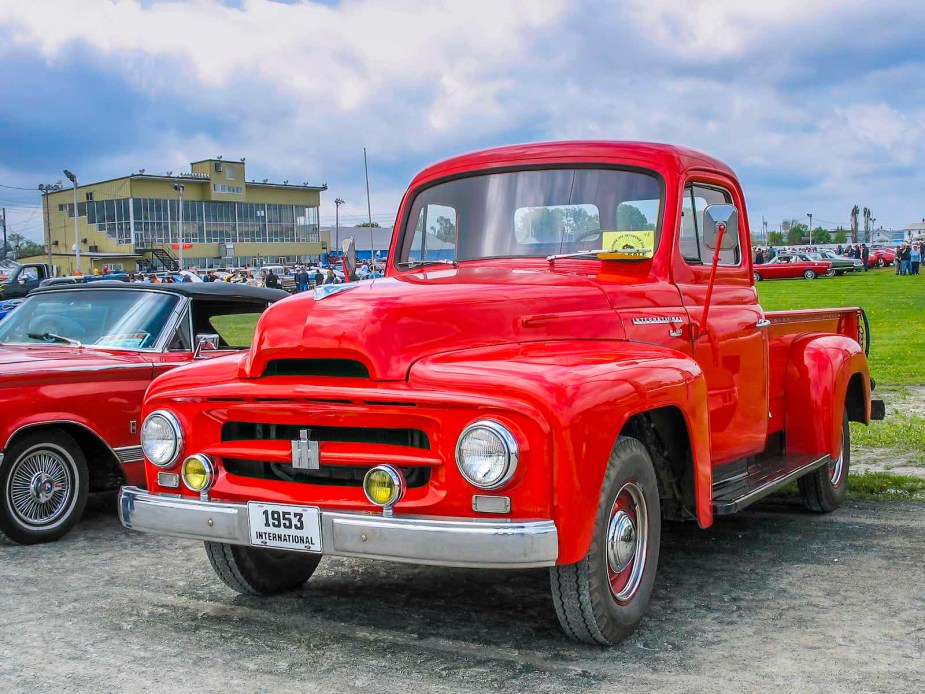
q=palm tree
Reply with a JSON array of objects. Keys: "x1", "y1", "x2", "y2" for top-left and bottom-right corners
[{"x1": 850, "y1": 205, "x2": 859, "y2": 243}]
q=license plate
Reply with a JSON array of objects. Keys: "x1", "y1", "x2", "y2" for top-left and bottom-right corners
[{"x1": 247, "y1": 502, "x2": 322, "y2": 553}]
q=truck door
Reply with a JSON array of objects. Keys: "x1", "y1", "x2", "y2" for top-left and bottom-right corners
[{"x1": 673, "y1": 179, "x2": 769, "y2": 465}]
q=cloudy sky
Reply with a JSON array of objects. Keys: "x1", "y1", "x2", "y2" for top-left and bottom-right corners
[{"x1": 1, "y1": 0, "x2": 923, "y2": 241}]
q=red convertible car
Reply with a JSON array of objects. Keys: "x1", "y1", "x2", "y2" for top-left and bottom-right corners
[
  {"x1": 0, "y1": 281, "x2": 287, "y2": 544},
  {"x1": 753, "y1": 253, "x2": 832, "y2": 281}
]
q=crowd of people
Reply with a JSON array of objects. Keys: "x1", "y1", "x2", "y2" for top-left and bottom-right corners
[
  {"x1": 893, "y1": 243, "x2": 922, "y2": 276},
  {"x1": 751, "y1": 240, "x2": 923, "y2": 276}
]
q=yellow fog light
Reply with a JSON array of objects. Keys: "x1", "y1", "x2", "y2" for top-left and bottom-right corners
[
  {"x1": 181, "y1": 454, "x2": 215, "y2": 493},
  {"x1": 363, "y1": 465, "x2": 406, "y2": 516}
]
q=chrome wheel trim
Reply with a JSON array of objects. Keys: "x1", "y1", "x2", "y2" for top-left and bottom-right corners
[
  {"x1": 6, "y1": 444, "x2": 78, "y2": 529},
  {"x1": 829, "y1": 447, "x2": 845, "y2": 487},
  {"x1": 606, "y1": 481, "x2": 648, "y2": 603}
]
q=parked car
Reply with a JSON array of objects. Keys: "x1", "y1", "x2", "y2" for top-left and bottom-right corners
[
  {"x1": 868, "y1": 247, "x2": 895, "y2": 268},
  {"x1": 810, "y1": 250, "x2": 863, "y2": 275},
  {"x1": 753, "y1": 253, "x2": 832, "y2": 280},
  {"x1": 0, "y1": 298, "x2": 23, "y2": 321},
  {"x1": 119, "y1": 141, "x2": 883, "y2": 645},
  {"x1": 0, "y1": 262, "x2": 54, "y2": 300},
  {"x1": 0, "y1": 281, "x2": 288, "y2": 544}
]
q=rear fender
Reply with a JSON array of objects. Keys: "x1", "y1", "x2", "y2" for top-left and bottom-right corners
[
  {"x1": 784, "y1": 335, "x2": 870, "y2": 459},
  {"x1": 411, "y1": 341, "x2": 712, "y2": 565}
]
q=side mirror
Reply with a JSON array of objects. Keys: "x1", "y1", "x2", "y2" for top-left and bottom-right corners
[
  {"x1": 193, "y1": 333, "x2": 220, "y2": 358},
  {"x1": 702, "y1": 204, "x2": 740, "y2": 251}
]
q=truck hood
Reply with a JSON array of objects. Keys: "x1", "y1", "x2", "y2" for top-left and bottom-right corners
[
  {"x1": 0, "y1": 344, "x2": 151, "y2": 376},
  {"x1": 242, "y1": 266, "x2": 625, "y2": 381}
]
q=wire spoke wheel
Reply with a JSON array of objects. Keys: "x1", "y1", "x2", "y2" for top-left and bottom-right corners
[{"x1": 7, "y1": 446, "x2": 77, "y2": 528}]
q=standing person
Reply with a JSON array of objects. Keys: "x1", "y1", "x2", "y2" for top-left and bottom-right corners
[
  {"x1": 754, "y1": 248, "x2": 765, "y2": 265},
  {"x1": 861, "y1": 244, "x2": 869, "y2": 272},
  {"x1": 313, "y1": 269, "x2": 324, "y2": 287},
  {"x1": 895, "y1": 245, "x2": 904, "y2": 275},
  {"x1": 900, "y1": 244, "x2": 912, "y2": 276},
  {"x1": 836, "y1": 244, "x2": 843, "y2": 255},
  {"x1": 265, "y1": 269, "x2": 280, "y2": 289},
  {"x1": 910, "y1": 243, "x2": 921, "y2": 276},
  {"x1": 323, "y1": 268, "x2": 337, "y2": 285},
  {"x1": 296, "y1": 267, "x2": 309, "y2": 292}
]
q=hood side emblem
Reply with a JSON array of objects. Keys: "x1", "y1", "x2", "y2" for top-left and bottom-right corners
[{"x1": 291, "y1": 429, "x2": 320, "y2": 470}]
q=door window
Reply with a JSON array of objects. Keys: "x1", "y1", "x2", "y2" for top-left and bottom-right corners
[{"x1": 680, "y1": 184, "x2": 741, "y2": 266}]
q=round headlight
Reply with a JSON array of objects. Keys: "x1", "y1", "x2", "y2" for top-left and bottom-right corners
[
  {"x1": 455, "y1": 420, "x2": 519, "y2": 490},
  {"x1": 182, "y1": 454, "x2": 215, "y2": 492},
  {"x1": 141, "y1": 410, "x2": 183, "y2": 468},
  {"x1": 363, "y1": 465, "x2": 405, "y2": 514}
]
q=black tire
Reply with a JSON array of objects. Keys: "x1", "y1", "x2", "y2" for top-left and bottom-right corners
[
  {"x1": 877, "y1": 257, "x2": 885, "y2": 268},
  {"x1": 803, "y1": 269, "x2": 817, "y2": 279},
  {"x1": 0, "y1": 428, "x2": 89, "y2": 544},
  {"x1": 550, "y1": 436, "x2": 661, "y2": 645},
  {"x1": 204, "y1": 541, "x2": 321, "y2": 595},
  {"x1": 753, "y1": 271, "x2": 762, "y2": 282},
  {"x1": 798, "y1": 411, "x2": 849, "y2": 513}
]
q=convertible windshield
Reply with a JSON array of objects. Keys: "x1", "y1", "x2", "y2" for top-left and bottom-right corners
[
  {"x1": 398, "y1": 168, "x2": 663, "y2": 263},
  {"x1": 0, "y1": 289, "x2": 180, "y2": 349}
]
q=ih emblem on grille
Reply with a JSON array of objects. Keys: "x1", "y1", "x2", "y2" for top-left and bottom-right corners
[{"x1": 291, "y1": 429, "x2": 320, "y2": 470}]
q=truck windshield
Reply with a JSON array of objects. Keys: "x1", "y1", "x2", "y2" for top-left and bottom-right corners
[
  {"x1": 0, "y1": 289, "x2": 180, "y2": 349},
  {"x1": 398, "y1": 168, "x2": 663, "y2": 264}
]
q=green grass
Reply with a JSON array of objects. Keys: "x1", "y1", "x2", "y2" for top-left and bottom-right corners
[
  {"x1": 845, "y1": 471, "x2": 925, "y2": 501},
  {"x1": 851, "y1": 414, "x2": 925, "y2": 464},
  {"x1": 209, "y1": 313, "x2": 262, "y2": 348},
  {"x1": 756, "y1": 269, "x2": 925, "y2": 386}
]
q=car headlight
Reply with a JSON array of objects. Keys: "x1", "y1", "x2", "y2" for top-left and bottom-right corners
[
  {"x1": 181, "y1": 454, "x2": 215, "y2": 492},
  {"x1": 141, "y1": 410, "x2": 183, "y2": 468},
  {"x1": 455, "y1": 420, "x2": 519, "y2": 489}
]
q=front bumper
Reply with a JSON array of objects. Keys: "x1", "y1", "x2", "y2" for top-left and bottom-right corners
[{"x1": 118, "y1": 487, "x2": 558, "y2": 569}]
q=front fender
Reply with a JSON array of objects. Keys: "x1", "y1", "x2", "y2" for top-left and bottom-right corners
[
  {"x1": 784, "y1": 334, "x2": 870, "y2": 459},
  {"x1": 411, "y1": 340, "x2": 712, "y2": 565}
]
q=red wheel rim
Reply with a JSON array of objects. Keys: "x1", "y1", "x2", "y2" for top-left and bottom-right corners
[{"x1": 606, "y1": 481, "x2": 648, "y2": 603}]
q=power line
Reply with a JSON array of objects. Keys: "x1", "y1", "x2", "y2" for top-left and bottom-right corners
[{"x1": 0, "y1": 182, "x2": 38, "y2": 191}]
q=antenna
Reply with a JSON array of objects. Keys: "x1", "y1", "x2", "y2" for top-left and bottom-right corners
[{"x1": 364, "y1": 147, "x2": 374, "y2": 262}]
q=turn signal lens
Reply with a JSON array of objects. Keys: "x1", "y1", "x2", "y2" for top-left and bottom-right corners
[
  {"x1": 363, "y1": 465, "x2": 405, "y2": 511},
  {"x1": 181, "y1": 454, "x2": 215, "y2": 492}
]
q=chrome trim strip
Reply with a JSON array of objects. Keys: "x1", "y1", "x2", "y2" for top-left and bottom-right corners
[
  {"x1": 113, "y1": 445, "x2": 144, "y2": 464},
  {"x1": 118, "y1": 486, "x2": 559, "y2": 569}
]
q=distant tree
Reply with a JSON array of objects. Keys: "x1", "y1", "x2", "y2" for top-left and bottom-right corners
[
  {"x1": 833, "y1": 228, "x2": 848, "y2": 244},
  {"x1": 357, "y1": 222, "x2": 380, "y2": 228},
  {"x1": 17, "y1": 241, "x2": 45, "y2": 258},
  {"x1": 787, "y1": 223, "x2": 807, "y2": 245},
  {"x1": 812, "y1": 227, "x2": 831, "y2": 244},
  {"x1": 430, "y1": 215, "x2": 457, "y2": 243},
  {"x1": 615, "y1": 204, "x2": 650, "y2": 231},
  {"x1": 767, "y1": 231, "x2": 785, "y2": 246}
]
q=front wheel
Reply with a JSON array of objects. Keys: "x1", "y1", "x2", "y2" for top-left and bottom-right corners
[
  {"x1": 877, "y1": 257, "x2": 885, "y2": 267},
  {"x1": 0, "y1": 429, "x2": 89, "y2": 545},
  {"x1": 550, "y1": 436, "x2": 661, "y2": 645},
  {"x1": 803, "y1": 269, "x2": 817, "y2": 279},
  {"x1": 798, "y1": 411, "x2": 849, "y2": 513},
  {"x1": 753, "y1": 271, "x2": 763, "y2": 282},
  {"x1": 825, "y1": 268, "x2": 837, "y2": 277},
  {"x1": 205, "y1": 541, "x2": 321, "y2": 595}
]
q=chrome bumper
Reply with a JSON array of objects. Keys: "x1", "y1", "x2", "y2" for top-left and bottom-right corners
[{"x1": 118, "y1": 487, "x2": 558, "y2": 569}]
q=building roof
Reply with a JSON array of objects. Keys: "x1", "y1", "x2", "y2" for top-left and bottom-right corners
[{"x1": 31, "y1": 280, "x2": 289, "y2": 302}]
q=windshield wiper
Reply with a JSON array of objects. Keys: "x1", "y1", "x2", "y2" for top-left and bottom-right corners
[
  {"x1": 546, "y1": 249, "x2": 653, "y2": 263},
  {"x1": 396, "y1": 259, "x2": 459, "y2": 269},
  {"x1": 27, "y1": 332, "x2": 83, "y2": 347}
]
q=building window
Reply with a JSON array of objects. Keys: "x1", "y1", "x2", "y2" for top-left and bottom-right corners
[
  {"x1": 226, "y1": 165, "x2": 235, "y2": 180},
  {"x1": 85, "y1": 192, "x2": 94, "y2": 201},
  {"x1": 213, "y1": 183, "x2": 243, "y2": 194}
]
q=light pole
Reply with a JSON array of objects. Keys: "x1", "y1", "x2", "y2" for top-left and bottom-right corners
[
  {"x1": 334, "y1": 197, "x2": 345, "y2": 258},
  {"x1": 807, "y1": 213, "x2": 813, "y2": 246},
  {"x1": 63, "y1": 169, "x2": 80, "y2": 274},
  {"x1": 173, "y1": 184, "x2": 185, "y2": 270},
  {"x1": 38, "y1": 181, "x2": 62, "y2": 270}
]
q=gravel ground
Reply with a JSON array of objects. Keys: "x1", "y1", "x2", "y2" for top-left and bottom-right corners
[{"x1": 0, "y1": 495, "x2": 923, "y2": 693}]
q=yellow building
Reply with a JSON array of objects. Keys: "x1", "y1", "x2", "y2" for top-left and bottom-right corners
[{"x1": 35, "y1": 158, "x2": 328, "y2": 275}]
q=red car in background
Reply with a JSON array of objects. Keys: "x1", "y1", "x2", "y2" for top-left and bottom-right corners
[
  {"x1": 754, "y1": 252, "x2": 832, "y2": 280},
  {"x1": 866, "y1": 247, "x2": 895, "y2": 268},
  {"x1": 0, "y1": 281, "x2": 287, "y2": 544}
]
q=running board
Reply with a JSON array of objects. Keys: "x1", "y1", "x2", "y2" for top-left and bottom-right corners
[{"x1": 712, "y1": 454, "x2": 830, "y2": 515}]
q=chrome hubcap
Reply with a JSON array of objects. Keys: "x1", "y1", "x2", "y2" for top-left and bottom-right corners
[
  {"x1": 829, "y1": 448, "x2": 845, "y2": 486},
  {"x1": 8, "y1": 448, "x2": 75, "y2": 527},
  {"x1": 606, "y1": 481, "x2": 648, "y2": 603}
]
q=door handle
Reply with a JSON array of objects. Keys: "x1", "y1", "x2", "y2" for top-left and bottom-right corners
[{"x1": 755, "y1": 319, "x2": 772, "y2": 330}]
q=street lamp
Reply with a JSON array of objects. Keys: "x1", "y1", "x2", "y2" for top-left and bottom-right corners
[
  {"x1": 807, "y1": 213, "x2": 813, "y2": 246},
  {"x1": 38, "y1": 181, "x2": 63, "y2": 270},
  {"x1": 334, "y1": 197, "x2": 345, "y2": 257},
  {"x1": 63, "y1": 169, "x2": 80, "y2": 274},
  {"x1": 173, "y1": 184, "x2": 185, "y2": 270}
]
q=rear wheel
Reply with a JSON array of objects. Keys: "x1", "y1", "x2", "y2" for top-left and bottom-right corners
[
  {"x1": 825, "y1": 268, "x2": 837, "y2": 277},
  {"x1": 877, "y1": 257, "x2": 885, "y2": 267},
  {"x1": 753, "y1": 271, "x2": 763, "y2": 282},
  {"x1": 0, "y1": 429, "x2": 88, "y2": 545},
  {"x1": 205, "y1": 541, "x2": 321, "y2": 595},
  {"x1": 550, "y1": 436, "x2": 661, "y2": 645},
  {"x1": 799, "y1": 411, "x2": 849, "y2": 513},
  {"x1": 803, "y1": 269, "x2": 817, "y2": 279}
]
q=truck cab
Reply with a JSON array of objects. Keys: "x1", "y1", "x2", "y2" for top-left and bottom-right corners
[
  {"x1": 0, "y1": 262, "x2": 53, "y2": 300},
  {"x1": 118, "y1": 142, "x2": 883, "y2": 645}
]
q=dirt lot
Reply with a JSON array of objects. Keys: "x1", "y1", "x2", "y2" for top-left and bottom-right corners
[{"x1": 1, "y1": 495, "x2": 923, "y2": 693}]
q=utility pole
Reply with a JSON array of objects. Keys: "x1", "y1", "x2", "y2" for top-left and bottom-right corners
[
  {"x1": 173, "y1": 184, "x2": 185, "y2": 270},
  {"x1": 39, "y1": 182, "x2": 62, "y2": 270},
  {"x1": 334, "y1": 197, "x2": 344, "y2": 259},
  {"x1": 1, "y1": 207, "x2": 6, "y2": 260},
  {"x1": 63, "y1": 169, "x2": 80, "y2": 273},
  {"x1": 364, "y1": 148, "x2": 373, "y2": 264},
  {"x1": 807, "y1": 213, "x2": 813, "y2": 246}
]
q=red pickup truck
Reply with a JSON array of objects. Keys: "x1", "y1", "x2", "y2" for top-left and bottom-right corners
[{"x1": 119, "y1": 142, "x2": 884, "y2": 645}]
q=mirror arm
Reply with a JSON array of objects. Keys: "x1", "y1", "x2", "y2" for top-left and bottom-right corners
[{"x1": 698, "y1": 222, "x2": 726, "y2": 337}]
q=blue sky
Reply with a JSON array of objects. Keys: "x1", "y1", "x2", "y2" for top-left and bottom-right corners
[{"x1": 1, "y1": 0, "x2": 924, "y2": 241}]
